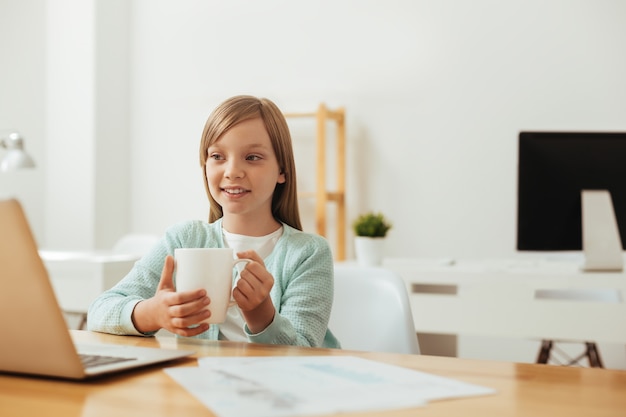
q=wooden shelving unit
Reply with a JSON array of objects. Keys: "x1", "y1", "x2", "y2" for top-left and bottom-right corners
[{"x1": 284, "y1": 104, "x2": 346, "y2": 260}]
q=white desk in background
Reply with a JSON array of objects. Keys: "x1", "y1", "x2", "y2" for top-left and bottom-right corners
[
  {"x1": 382, "y1": 257, "x2": 626, "y2": 345},
  {"x1": 39, "y1": 250, "x2": 138, "y2": 327}
]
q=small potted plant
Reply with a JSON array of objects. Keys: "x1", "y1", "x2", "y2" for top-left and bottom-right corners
[{"x1": 352, "y1": 212, "x2": 392, "y2": 266}]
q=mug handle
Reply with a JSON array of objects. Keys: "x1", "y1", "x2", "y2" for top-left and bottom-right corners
[{"x1": 228, "y1": 258, "x2": 252, "y2": 307}]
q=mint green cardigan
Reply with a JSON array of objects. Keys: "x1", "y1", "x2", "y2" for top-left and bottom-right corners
[{"x1": 87, "y1": 219, "x2": 340, "y2": 348}]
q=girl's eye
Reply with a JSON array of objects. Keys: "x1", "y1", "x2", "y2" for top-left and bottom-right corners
[
  {"x1": 246, "y1": 154, "x2": 262, "y2": 161},
  {"x1": 209, "y1": 153, "x2": 224, "y2": 160}
]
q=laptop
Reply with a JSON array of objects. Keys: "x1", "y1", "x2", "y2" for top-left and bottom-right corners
[{"x1": 0, "y1": 198, "x2": 194, "y2": 379}]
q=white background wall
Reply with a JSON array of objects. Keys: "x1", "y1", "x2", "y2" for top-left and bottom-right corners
[
  {"x1": 1, "y1": 0, "x2": 625, "y2": 366},
  {"x1": 0, "y1": 0, "x2": 45, "y2": 235},
  {"x1": 127, "y1": 0, "x2": 626, "y2": 261},
  {"x1": 3, "y1": 0, "x2": 626, "y2": 256}
]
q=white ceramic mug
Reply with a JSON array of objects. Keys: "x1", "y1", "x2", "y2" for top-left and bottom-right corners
[{"x1": 174, "y1": 248, "x2": 251, "y2": 324}]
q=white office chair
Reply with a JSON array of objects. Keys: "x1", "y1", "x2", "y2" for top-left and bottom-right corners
[
  {"x1": 71, "y1": 233, "x2": 160, "y2": 330},
  {"x1": 329, "y1": 264, "x2": 421, "y2": 354},
  {"x1": 535, "y1": 288, "x2": 622, "y2": 367},
  {"x1": 112, "y1": 233, "x2": 160, "y2": 257}
]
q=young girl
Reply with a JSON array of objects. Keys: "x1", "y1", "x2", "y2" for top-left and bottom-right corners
[{"x1": 88, "y1": 95, "x2": 340, "y2": 348}]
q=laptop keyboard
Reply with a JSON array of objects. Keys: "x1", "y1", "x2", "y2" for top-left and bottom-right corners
[{"x1": 79, "y1": 353, "x2": 136, "y2": 368}]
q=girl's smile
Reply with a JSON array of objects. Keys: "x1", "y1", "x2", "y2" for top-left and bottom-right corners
[{"x1": 221, "y1": 187, "x2": 250, "y2": 196}]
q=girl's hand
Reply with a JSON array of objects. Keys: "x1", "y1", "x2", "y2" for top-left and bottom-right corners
[
  {"x1": 233, "y1": 250, "x2": 276, "y2": 333},
  {"x1": 132, "y1": 255, "x2": 211, "y2": 336}
]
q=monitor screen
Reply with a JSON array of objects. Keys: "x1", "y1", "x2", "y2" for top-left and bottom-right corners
[{"x1": 517, "y1": 131, "x2": 626, "y2": 251}]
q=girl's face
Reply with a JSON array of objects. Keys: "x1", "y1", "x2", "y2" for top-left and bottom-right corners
[{"x1": 205, "y1": 117, "x2": 285, "y2": 232}]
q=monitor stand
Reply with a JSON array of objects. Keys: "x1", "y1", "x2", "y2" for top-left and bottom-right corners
[{"x1": 581, "y1": 190, "x2": 624, "y2": 272}]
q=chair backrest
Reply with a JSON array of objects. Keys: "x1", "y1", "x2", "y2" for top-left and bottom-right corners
[
  {"x1": 329, "y1": 264, "x2": 420, "y2": 354},
  {"x1": 112, "y1": 234, "x2": 160, "y2": 257}
]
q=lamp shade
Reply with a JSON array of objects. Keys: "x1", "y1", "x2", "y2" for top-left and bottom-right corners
[{"x1": 0, "y1": 132, "x2": 36, "y2": 172}]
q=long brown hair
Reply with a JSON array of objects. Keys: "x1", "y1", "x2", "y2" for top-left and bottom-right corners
[{"x1": 199, "y1": 95, "x2": 302, "y2": 230}]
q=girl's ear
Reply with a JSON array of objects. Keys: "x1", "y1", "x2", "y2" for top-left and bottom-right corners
[{"x1": 277, "y1": 171, "x2": 286, "y2": 184}]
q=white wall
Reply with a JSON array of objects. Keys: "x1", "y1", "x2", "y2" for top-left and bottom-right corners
[
  {"x1": 127, "y1": 0, "x2": 626, "y2": 260},
  {"x1": 44, "y1": 0, "x2": 131, "y2": 250},
  {"x1": 0, "y1": 0, "x2": 45, "y2": 240},
  {"x1": 5, "y1": 0, "x2": 626, "y2": 256},
  {"x1": 1, "y1": 0, "x2": 130, "y2": 250}
]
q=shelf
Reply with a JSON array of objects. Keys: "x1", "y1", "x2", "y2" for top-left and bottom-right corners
[{"x1": 286, "y1": 104, "x2": 346, "y2": 260}]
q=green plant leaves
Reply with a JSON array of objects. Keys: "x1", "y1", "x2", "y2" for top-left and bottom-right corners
[{"x1": 352, "y1": 212, "x2": 392, "y2": 237}]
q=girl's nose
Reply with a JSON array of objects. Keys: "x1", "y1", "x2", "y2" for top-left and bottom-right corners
[{"x1": 224, "y1": 159, "x2": 244, "y2": 179}]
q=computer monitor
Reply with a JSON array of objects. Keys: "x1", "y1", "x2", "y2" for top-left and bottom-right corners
[{"x1": 517, "y1": 131, "x2": 626, "y2": 270}]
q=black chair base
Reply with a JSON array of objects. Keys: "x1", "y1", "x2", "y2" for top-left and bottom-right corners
[{"x1": 536, "y1": 340, "x2": 604, "y2": 368}]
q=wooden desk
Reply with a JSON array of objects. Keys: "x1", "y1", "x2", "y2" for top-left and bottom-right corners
[{"x1": 1, "y1": 330, "x2": 625, "y2": 417}]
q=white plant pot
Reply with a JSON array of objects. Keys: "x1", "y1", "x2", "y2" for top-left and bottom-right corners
[{"x1": 354, "y1": 236, "x2": 385, "y2": 267}]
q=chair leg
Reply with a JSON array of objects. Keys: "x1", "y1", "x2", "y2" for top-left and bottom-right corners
[
  {"x1": 538, "y1": 340, "x2": 605, "y2": 368},
  {"x1": 536, "y1": 340, "x2": 552, "y2": 364},
  {"x1": 585, "y1": 342, "x2": 604, "y2": 368},
  {"x1": 78, "y1": 313, "x2": 88, "y2": 330}
]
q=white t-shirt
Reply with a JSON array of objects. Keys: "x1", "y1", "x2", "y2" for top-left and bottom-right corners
[{"x1": 219, "y1": 226, "x2": 283, "y2": 341}]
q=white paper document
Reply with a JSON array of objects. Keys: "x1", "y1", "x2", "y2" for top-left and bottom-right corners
[{"x1": 164, "y1": 355, "x2": 496, "y2": 417}]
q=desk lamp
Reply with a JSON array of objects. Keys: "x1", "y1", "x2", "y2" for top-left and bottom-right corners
[{"x1": 0, "y1": 132, "x2": 36, "y2": 172}]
